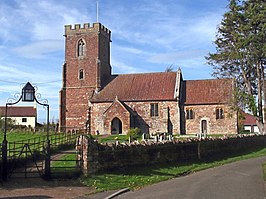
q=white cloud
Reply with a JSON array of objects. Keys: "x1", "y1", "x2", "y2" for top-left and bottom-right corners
[
  {"x1": 112, "y1": 59, "x2": 147, "y2": 74},
  {"x1": 149, "y1": 50, "x2": 208, "y2": 64},
  {"x1": 114, "y1": 45, "x2": 148, "y2": 55},
  {"x1": 13, "y1": 40, "x2": 63, "y2": 59}
]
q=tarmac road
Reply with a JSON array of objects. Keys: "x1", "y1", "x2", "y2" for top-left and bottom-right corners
[{"x1": 115, "y1": 156, "x2": 266, "y2": 199}]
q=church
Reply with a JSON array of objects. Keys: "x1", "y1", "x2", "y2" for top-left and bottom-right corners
[{"x1": 59, "y1": 22, "x2": 238, "y2": 135}]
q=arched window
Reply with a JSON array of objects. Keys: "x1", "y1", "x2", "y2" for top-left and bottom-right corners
[
  {"x1": 77, "y1": 39, "x2": 85, "y2": 57},
  {"x1": 79, "y1": 69, "x2": 84, "y2": 80}
]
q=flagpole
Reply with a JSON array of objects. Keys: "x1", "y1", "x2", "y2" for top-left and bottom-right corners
[{"x1": 96, "y1": 0, "x2": 99, "y2": 22}]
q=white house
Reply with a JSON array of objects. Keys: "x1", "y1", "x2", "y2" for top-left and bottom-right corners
[
  {"x1": 243, "y1": 112, "x2": 259, "y2": 133},
  {"x1": 0, "y1": 106, "x2": 37, "y2": 128}
]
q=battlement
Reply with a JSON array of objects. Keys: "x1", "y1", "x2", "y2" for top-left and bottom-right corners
[{"x1": 65, "y1": 23, "x2": 111, "y2": 37}]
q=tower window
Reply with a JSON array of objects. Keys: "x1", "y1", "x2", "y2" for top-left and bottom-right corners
[
  {"x1": 79, "y1": 69, "x2": 84, "y2": 80},
  {"x1": 216, "y1": 108, "x2": 224, "y2": 119},
  {"x1": 78, "y1": 39, "x2": 85, "y2": 57},
  {"x1": 150, "y1": 103, "x2": 159, "y2": 117}
]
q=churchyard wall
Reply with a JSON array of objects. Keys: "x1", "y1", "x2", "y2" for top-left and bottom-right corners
[{"x1": 77, "y1": 135, "x2": 266, "y2": 175}]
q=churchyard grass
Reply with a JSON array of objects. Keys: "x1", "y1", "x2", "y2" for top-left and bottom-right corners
[
  {"x1": 81, "y1": 147, "x2": 266, "y2": 192},
  {"x1": 95, "y1": 134, "x2": 129, "y2": 143},
  {"x1": 0, "y1": 131, "x2": 46, "y2": 142}
]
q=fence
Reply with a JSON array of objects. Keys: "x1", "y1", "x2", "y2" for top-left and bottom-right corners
[
  {"x1": 0, "y1": 131, "x2": 83, "y2": 180},
  {"x1": 6, "y1": 131, "x2": 81, "y2": 159}
]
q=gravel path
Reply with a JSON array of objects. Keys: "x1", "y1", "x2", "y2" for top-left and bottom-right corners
[{"x1": 0, "y1": 177, "x2": 94, "y2": 199}]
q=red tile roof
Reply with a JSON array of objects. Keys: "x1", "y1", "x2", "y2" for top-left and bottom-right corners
[
  {"x1": 0, "y1": 106, "x2": 37, "y2": 117},
  {"x1": 242, "y1": 112, "x2": 257, "y2": 125},
  {"x1": 91, "y1": 72, "x2": 177, "y2": 102},
  {"x1": 183, "y1": 78, "x2": 233, "y2": 105},
  {"x1": 91, "y1": 72, "x2": 233, "y2": 105}
]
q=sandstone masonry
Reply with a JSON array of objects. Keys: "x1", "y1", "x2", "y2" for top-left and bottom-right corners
[{"x1": 59, "y1": 22, "x2": 238, "y2": 135}]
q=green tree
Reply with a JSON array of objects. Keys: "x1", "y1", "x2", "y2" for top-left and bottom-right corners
[
  {"x1": 206, "y1": 0, "x2": 266, "y2": 134},
  {"x1": 127, "y1": 128, "x2": 142, "y2": 140},
  {"x1": 0, "y1": 117, "x2": 16, "y2": 131}
]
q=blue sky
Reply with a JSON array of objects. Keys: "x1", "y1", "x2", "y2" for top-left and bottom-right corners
[{"x1": 0, "y1": 0, "x2": 229, "y2": 122}]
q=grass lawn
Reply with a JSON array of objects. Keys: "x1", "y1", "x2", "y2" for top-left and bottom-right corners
[
  {"x1": 94, "y1": 134, "x2": 129, "y2": 143},
  {"x1": 81, "y1": 147, "x2": 266, "y2": 192},
  {"x1": 50, "y1": 153, "x2": 81, "y2": 178},
  {"x1": 0, "y1": 131, "x2": 47, "y2": 143}
]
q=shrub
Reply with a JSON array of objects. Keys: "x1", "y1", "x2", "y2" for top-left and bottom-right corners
[{"x1": 127, "y1": 128, "x2": 142, "y2": 140}]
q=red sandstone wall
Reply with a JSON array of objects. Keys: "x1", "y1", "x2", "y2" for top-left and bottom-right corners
[
  {"x1": 60, "y1": 23, "x2": 111, "y2": 131},
  {"x1": 185, "y1": 104, "x2": 237, "y2": 135},
  {"x1": 90, "y1": 100, "x2": 180, "y2": 135}
]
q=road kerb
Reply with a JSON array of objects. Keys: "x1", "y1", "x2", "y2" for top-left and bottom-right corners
[{"x1": 104, "y1": 188, "x2": 130, "y2": 199}]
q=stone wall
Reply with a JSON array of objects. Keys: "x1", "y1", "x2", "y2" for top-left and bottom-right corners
[
  {"x1": 78, "y1": 135, "x2": 266, "y2": 175},
  {"x1": 91, "y1": 100, "x2": 180, "y2": 135},
  {"x1": 184, "y1": 104, "x2": 237, "y2": 135}
]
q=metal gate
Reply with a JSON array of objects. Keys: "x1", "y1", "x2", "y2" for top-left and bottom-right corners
[
  {"x1": 1, "y1": 132, "x2": 85, "y2": 181},
  {"x1": 5, "y1": 141, "x2": 47, "y2": 179},
  {"x1": 50, "y1": 136, "x2": 84, "y2": 178}
]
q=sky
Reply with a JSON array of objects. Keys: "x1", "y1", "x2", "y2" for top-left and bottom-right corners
[{"x1": 0, "y1": 0, "x2": 229, "y2": 123}]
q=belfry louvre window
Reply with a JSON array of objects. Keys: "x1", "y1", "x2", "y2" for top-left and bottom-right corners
[
  {"x1": 78, "y1": 39, "x2": 85, "y2": 57},
  {"x1": 186, "y1": 109, "x2": 194, "y2": 119},
  {"x1": 216, "y1": 108, "x2": 224, "y2": 119},
  {"x1": 79, "y1": 69, "x2": 84, "y2": 80},
  {"x1": 150, "y1": 103, "x2": 159, "y2": 117}
]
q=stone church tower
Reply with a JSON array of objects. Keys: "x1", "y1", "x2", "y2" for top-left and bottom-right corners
[{"x1": 59, "y1": 23, "x2": 112, "y2": 132}]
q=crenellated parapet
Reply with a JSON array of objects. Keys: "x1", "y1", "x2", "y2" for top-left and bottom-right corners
[{"x1": 65, "y1": 23, "x2": 111, "y2": 39}]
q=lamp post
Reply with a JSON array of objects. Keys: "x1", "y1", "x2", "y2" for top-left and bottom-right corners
[{"x1": 2, "y1": 82, "x2": 50, "y2": 181}]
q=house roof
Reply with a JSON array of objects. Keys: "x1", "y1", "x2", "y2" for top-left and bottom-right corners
[
  {"x1": 242, "y1": 112, "x2": 257, "y2": 126},
  {"x1": 0, "y1": 106, "x2": 37, "y2": 117},
  {"x1": 91, "y1": 72, "x2": 177, "y2": 102},
  {"x1": 183, "y1": 78, "x2": 233, "y2": 105}
]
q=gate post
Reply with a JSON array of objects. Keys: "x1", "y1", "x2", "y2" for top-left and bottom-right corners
[
  {"x1": 2, "y1": 139, "x2": 8, "y2": 181},
  {"x1": 44, "y1": 140, "x2": 51, "y2": 179}
]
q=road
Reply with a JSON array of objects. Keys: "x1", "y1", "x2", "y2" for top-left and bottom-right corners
[{"x1": 115, "y1": 156, "x2": 266, "y2": 199}]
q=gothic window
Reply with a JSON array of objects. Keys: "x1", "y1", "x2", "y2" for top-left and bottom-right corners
[
  {"x1": 186, "y1": 109, "x2": 194, "y2": 120},
  {"x1": 77, "y1": 39, "x2": 85, "y2": 57},
  {"x1": 150, "y1": 103, "x2": 159, "y2": 117},
  {"x1": 79, "y1": 69, "x2": 84, "y2": 80},
  {"x1": 216, "y1": 108, "x2": 224, "y2": 119}
]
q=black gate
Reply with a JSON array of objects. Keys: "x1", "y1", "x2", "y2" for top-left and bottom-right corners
[
  {"x1": 5, "y1": 140, "x2": 47, "y2": 179},
  {"x1": 1, "y1": 132, "x2": 84, "y2": 181},
  {"x1": 50, "y1": 149, "x2": 82, "y2": 178},
  {"x1": 49, "y1": 135, "x2": 84, "y2": 178}
]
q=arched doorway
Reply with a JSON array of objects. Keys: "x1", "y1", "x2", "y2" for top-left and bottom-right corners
[
  {"x1": 201, "y1": 120, "x2": 207, "y2": 137},
  {"x1": 111, "y1": 117, "x2": 122, "y2": 134}
]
